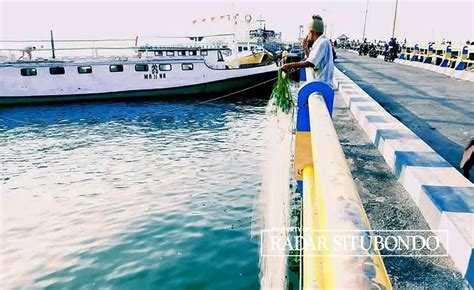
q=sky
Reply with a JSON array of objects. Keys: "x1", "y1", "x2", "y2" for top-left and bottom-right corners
[{"x1": 0, "y1": 0, "x2": 473, "y2": 48}]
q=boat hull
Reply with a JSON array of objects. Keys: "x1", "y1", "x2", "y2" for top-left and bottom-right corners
[{"x1": 0, "y1": 70, "x2": 277, "y2": 105}]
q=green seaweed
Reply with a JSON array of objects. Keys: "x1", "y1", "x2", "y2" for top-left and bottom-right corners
[{"x1": 271, "y1": 68, "x2": 294, "y2": 114}]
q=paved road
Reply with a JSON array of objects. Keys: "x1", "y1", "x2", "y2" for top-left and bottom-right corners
[
  {"x1": 335, "y1": 51, "x2": 474, "y2": 180},
  {"x1": 332, "y1": 96, "x2": 466, "y2": 288}
]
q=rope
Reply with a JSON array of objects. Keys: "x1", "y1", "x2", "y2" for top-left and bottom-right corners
[{"x1": 158, "y1": 75, "x2": 280, "y2": 115}]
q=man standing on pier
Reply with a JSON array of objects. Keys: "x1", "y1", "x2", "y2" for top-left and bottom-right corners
[{"x1": 282, "y1": 15, "x2": 334, "y2": 88}]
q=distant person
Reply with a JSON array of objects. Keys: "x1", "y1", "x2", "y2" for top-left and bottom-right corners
[
  {"x1": 331, "y1": 40, "x2": 337, "y2": 62},
  {"x1": 282, "y1": 49, "x2": 289, "y2": 64},
  {"x1": 18, "y1": 46, "x2": 36, "y2": 60},
  {"x1": 391, "y1": 38, "x2": 399, "y2": 60},
  {"x1": 282, "y1": 15, "x2": 334, "y2": 88},
  {"x1": 461, "y1": 139, "x2": 473, "y2": 179}
]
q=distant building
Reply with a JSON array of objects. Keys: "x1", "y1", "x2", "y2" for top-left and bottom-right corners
[{"x1": 337, "y1": 34, "x2": 350, "y2": 42}]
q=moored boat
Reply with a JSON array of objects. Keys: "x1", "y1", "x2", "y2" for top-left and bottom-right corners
[{"x1": 0, "y1": 44, "x2": 278, "y2": 105}]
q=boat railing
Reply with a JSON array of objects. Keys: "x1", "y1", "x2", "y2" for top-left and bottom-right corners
[{"x1": 0, "y1": 34, "x2": 234, "y2": 61}]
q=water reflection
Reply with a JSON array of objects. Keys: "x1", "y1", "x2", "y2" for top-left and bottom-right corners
[{"x1": 1, "y1": 98, "x2": 267, "y2": 289}]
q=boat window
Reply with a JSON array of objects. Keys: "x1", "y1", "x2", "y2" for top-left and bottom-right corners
[
  {"x1": 154, "y1": 51, "x2": 163, "y2": 56},
  {"x1": 243, "y1": 47, "x2": 248, "y2": 51},
  {"x1": 182, "y1": 63, "x2": 193, "y2": 71},
  {"x1": 49, "y1": 67, "x2": 65, "y2": 75},
  {"x1": 135, "y1": 64, "x2": 149, "y2": 71},
  {"x1": 238, "y1": 47, "x2": 243, "y2": 52},
  {"x1": 159, "y1": 64, "x2": 172, "y2": 71},
  {"x1": 200, "y1": 50, "x2": 208, "y2": 56},
  {"x1": 217, "y1": 51, "x2": 224, "y2": 62},
  {"x1": 178, "y1": 51, "x2": 186, "y2": 56},
  {"x1": 166, "y1": 51, "x2": 175, "y2": 56},
  {"x1": 77, "y1": 66, "x2": 92, "y2": 74},
  {"x1": 109, "y1": 65, "x2": 124, "y2": 72},
  {"x1": 20, "y1": 68, "x2": 37, "y2": 76},
  {"x1": 189, "y1": 51, "x2": 197, "y2": 56}
]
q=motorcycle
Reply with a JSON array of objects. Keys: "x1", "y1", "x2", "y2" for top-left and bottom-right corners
[
  {"x1": 369, "y1": 47, "x2": 378, "y2": 58},
  {"x1": 384, "y1": 46, "x2": 396, "y2": 62}
]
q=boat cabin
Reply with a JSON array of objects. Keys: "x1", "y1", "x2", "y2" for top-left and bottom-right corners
[{"x1": 137, "y1": 45, "x2": 231, "y2": 69}]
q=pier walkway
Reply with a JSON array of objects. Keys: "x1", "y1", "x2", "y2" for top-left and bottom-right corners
[{"x1": 335, "y1": 51, "x2": 474, "y2": 181}]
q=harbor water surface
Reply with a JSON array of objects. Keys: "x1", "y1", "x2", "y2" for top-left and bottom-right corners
[{"x1": 1, "y1": 98, "x2": 268, "y2": 289}]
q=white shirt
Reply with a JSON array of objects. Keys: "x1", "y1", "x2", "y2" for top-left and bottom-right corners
[{"x1": 307, "y1": 35, "x2": 334, "y2": 88}]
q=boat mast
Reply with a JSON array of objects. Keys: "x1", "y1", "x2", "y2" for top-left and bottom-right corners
[{"x1": 50, "y1": 30, "x2": 56, "y2": 59}]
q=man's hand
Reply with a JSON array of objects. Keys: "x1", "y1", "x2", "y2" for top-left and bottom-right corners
[
  {"x1": 303, "y1": 37, "x2": 308, "y2": 49},
  {"x1": 282, "y1": 63, "x2": 292, "y2": 73},
  {"x1": 303, "y1": 36, "x2": 311, "y2": 57}
]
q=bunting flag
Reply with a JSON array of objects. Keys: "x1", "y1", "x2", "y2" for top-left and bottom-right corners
[{"x1": 192, "y1": 14, "x2": 247, "y2": 24}]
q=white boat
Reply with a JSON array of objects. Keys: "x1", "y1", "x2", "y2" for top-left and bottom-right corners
[{"x1": 0, "y1": 44, "x2": 278, "y2": 105}]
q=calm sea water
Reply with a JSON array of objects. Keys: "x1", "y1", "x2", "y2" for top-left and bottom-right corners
[{"x1": 1, "y1": 99, "x2": 268, "y2": 289}]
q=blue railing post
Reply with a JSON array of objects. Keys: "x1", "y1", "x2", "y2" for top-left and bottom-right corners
[{"x1": 294, "y1": 71, "x2": 335, "y2": 194}]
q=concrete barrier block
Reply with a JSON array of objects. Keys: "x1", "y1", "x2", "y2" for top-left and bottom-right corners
[
  {"x1": 380, "y1": 139, "x2": 434, "y2": 169},
  {"x1": 420, "y1": 63, "x2": 433, "y2": 70},
  {"x1": 452, "y1": 70, "x2": 464, "y2": 79},
  {"x1": 445, "y1": 69, "x2": 457, "y2": 77},
  {"x1": 434, "y1": 66, "x2": 447, "y2": 74},
  {"x1": 350, "y1": 103, "x2": 385, "y2": 121},
  {"x1": 428, "y1": 65, "x2": 438, "y2": 72},
  {"x1": 440, "y1": 211, "x2": 474, "y2": 280},
  {"x1": 364, "y1": 122, "x2": 410, "y2": 144},
  {"x1": 460, "y1": 71, "x2": 474, "y2": 82},
  {"x1": 398, "y1": 166, "x2": 468, "y2": 206},
  {"x1": 419, "y1": 185, "x2": 445, "y2": 228},
  {"x1": 347, "y1": 96, "x2": 373, "y2": 108},
  {"x1": 339, "y1": 84, "x2": 359, "y2": 91}
]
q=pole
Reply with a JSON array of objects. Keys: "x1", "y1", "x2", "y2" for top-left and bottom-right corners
[
  {"x1": 50, "y1": 30, "x2": 56, "y2": 59},
  {"x1": 391, "y1": 0, "x2": 399, "y2": 38},
  {"x1": 362, "y1": 0, "x2": 369, "y2": 42}
]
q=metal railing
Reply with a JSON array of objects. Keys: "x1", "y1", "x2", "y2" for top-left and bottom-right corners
[{"x1": 295, "y1": 67, "x2": 392, "y2": 289}]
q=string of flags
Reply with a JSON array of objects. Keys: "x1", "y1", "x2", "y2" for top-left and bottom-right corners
[{"x1": 192, "y1": 14, "x2": 252, "y2": 25}]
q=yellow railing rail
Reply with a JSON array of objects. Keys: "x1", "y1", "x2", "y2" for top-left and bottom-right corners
[{"x1": 296, "y1": 68, "x2": 392, "y2": 289}]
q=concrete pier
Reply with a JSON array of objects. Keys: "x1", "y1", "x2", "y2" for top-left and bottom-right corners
[{"x1": 335, "y1": 51, "x2": 473, "y2": 181}]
